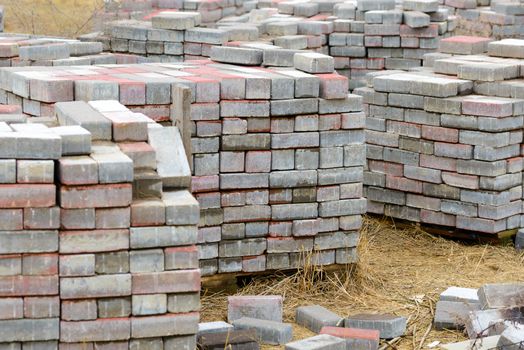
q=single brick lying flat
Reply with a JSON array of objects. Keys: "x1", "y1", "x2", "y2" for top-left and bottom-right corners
[
  {"x1": 344, "y1": 314, "x2": 407, "y2": 339},
  {"x1": 197, "y1": 329, "x2": 260, "y2": 350},
  {"x1": 488, "y1": 39, "x2": 524, "y2": 59},
  {"x1": 320, "y1": 326, "x2": 379, "y2": 350},
  {"x1": 55, "y1": 101, "x2": 111, "y2": 141},
  {"x1": 210, "y1": 46, "x2": 263, "y2": 65},
  {"x1": 440, "y1": 336, "x2": 500, "y2": 350},
  {"x1": 233, "y1": 317, "x2": 292, "y2": 345},
  {"x1": 198, "y1": 321, "x2": 234, "y2": 335},
  {"x1": 228, "y1": 295, "x2": 283, "y2": 322},
  {"x1": 296, "y1": 305, "x2": 343, "y2": 333},
  {"x1": 294, "y1": 53, "x2": 335, "y2": 74},
  {"x1": 151, "y1": 11, "x2": 202, "y2": 30},
  {"x1": 434, "y1": 300, "x2": 481, "y2": 330},
  {"x1": 439, "y1": 36, "x2": 493, "y2": 55},
  {"x1": 477, "y1": 283, "x2": 524, "y2": 309},
  {"x1": 440, "y1": 287, "x2": 480, "y2": 303},
  {"x1": 285, "y1": 334, "x2": 346, "y2": 350},
  {"x1": 51, "y1": 125, "x2": 92, "y2": 156}
]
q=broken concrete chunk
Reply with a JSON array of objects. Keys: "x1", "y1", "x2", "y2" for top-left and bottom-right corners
[
  {"x1": 478, "y1": 283, "x2": 524, "y2": 309},
  {"x1": 465, "y1": 307, "x2": 524, "y2": 339}
]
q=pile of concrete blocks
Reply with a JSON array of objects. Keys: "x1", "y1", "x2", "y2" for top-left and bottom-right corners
[
  {"x1": 83, "y1": 0, "x2": 457, "y2": 76},
  {"x1": 0, "y1": 100, "x2": 202, "y2": 347},
  {"x1": 190, "y1": 53, "x2": 365, "y2": 276},
  {"x1": 330, "y1": 0, "x2": 457, "y2": 89},
  {"x1": 358, "y1": 36, "x2": 524, "y2": 237},
  {"x1": 0, "y1": 34, "x2": 150, "y2": 67},
  {"x1": 0, "y1": 54, "x2": 366, "y2": 276},
  {"x1": 0, "y1": 63, "x2": 177, "y2": 120},
  {"x1": 95, "y1": 0, "x2": 254, "y2": 32},
  {"x1": 446, "y1": 0, "x2": 524, "y2": 39},
  {"x1": 0, "y1": 123, "x2": 61, "y2": 348},
  {"x1": 436, "y1": 283, "x2": 524, "y2": 349},
  {"x1": 200, "y1": 299, "x2": 405, "y2": 349},
  {"x1": 92, "y1": 11, "x2": 242, "y2": 62}
]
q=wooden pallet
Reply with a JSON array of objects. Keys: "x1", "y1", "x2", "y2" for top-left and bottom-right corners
[
  {"x1": 201, "y1": 264, "x2": 352, "y2": 292},
  {"x1": 368, "y1": 213, "x2": 517, "y2": 244}
]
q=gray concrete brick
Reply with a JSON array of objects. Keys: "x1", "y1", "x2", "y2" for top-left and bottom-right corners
[
  {"x1": 345, "y1": 314, "x2": 407, "y2": 339},
  {"x1": 296, "y1": 305, "x2": 342, "y2": 333},
  {"x1": 148, "y1": 126, "x2": 191, "y2": 188},
  {"x1": 434, "y1": 300, "x2": 481, "y2": 330},
  {"x1": 478, "y1": 283, "x2": 524, "y2": 310},
  {"x1": 285, "y1": 334, "x2": 346, "y2": 350},
  {"x1": 0, "y1": 319, "x2": 59, "y2": 342},
  {"x1": 233, "y1": 317, "x2": 292, "y2": 345},
  {"x1": 228, "y1": 295, "x2": 283, "y2": 323}
]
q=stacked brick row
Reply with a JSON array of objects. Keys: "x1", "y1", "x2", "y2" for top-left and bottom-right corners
[
  {"x1": 0, "y1": 123, "x2": 61, "y2": 348},
  {"x1": 83, "y1": 0, "x2": 456, "y2": 86},
  {"x1": 330, "y1": 0, "x2": 456, "y2": 89},
  {"x1": 0, "y1": 100, "x2": 201, "y2": 347},
  {"x1": 0, "y1": 56, "x2": 366, "y2": 275},
  {"x1": 0, "y1": 35, "x2": 147, "y2": 67},
  {"x1": 96, "y1": 11, "x2": 253, "y2": 62},
  {"x1": 190, "y1": 53, "x2": 366, "y2": 275},
  {"x1": 57, "y1": 100, "x2": 200, "y2": 348},
  {"x1": 97, "y1": 0, "x2": 254, "y2": 31},
  {"x1": 447, "y1": 1, "x2": 524, "y2": 39},
  {"x1": 0, "y1": 62, "x2": 176, "y2": 120},
  {"x1": 357, "y1": 37, "x2": 524, "y2": 236}
]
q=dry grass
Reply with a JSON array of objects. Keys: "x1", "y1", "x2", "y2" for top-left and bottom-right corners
[
  {"x1": 201, "y1": 216, "x2": 524, "y2": 349},
  {"x1": 2, "y1": 0, "x2": 103, "y2": 37}
]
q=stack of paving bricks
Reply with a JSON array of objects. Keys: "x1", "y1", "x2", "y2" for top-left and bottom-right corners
[
  {"x1": 0, "y1": 63, "x2": 176, "y2": 120},
  {"x1": 0, "y1": 117, "x2": 61, "y2": 348},
  {"x1": 357, "y1": 37, "x2": 524, "y2": 237},
  {"x1": 329, "y1": 0, "x2": 456, "y2": 89},
  {"x1": 0, "y1": 34, "x2": 148, "y2": 67},
  {"x1": 84, "y1": 0, "x2": 456, "y2": 85},
  {"x1": 0, "y1": 100, "x2": 201, "y2": 347},
  {"x1": 192, "y1": 53, "x2": 366, "y2": 276},
  {"x1": 447, "y1": 0, "x2": 524, "y2": 39},
  {"x1": 0, "y1": 54, "x2": 366, "y2": 276},
  {"x1": 95, "y1": 0, "x2": 254, "y2": 33},
  {"x1": 94, "y1": 10, "x2": 257, "y2": 62}
]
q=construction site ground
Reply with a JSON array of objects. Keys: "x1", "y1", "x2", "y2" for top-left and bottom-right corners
[{"x1": 201, "y1": 216, "x2": 524, "y2": 350}]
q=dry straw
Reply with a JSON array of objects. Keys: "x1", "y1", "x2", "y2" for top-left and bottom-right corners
[{"x1": 201, "y1": 216, "x2": 524, "y2": 350}]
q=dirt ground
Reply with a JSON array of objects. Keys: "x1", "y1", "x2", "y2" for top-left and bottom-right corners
[
  {"x1": 1, "y1": 0, "x2": 102, "y2": 37},
  {"x1": 201, "y1": 216, "x2": 524, "y2": 349}
]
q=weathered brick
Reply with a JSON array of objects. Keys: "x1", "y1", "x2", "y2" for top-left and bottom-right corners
[
  {"x1": 60, "y1": 274, "x2": 131, "y2": 299},
  {"x1": 132, "y1": 270, "x2": 200, "y2": 294},
  {"x1": 60, "y1": 319, "x2": 130, "y2": 343}
]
